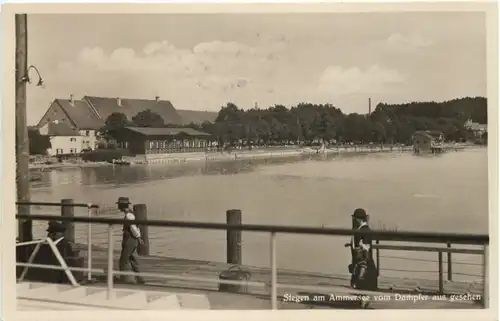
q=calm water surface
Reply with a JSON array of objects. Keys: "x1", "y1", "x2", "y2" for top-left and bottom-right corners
[{"x1": 30, "y1": 149, "x2": 488, "y2": 281}]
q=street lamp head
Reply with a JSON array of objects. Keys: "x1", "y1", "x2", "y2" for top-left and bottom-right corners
[
  {"x1": 36, "y1": 77, "x2": 44, "y2": 87},
  {"x1": 22, "y1": 65, "x2": 45, "y2": 88}
]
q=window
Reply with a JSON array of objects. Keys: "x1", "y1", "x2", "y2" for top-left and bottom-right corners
[
  {"x1": 56, "y1": 148, "x2": 63, "y2": 155},
  {"x1": 70, "y1": 148, "x2": 77, "y2": 154},
  {"x1": 70, "y1": 137, "x2": 76, "y2": 142},
  {"x1": 85, "y1": 130, "x2": 90, "y2": 136}
]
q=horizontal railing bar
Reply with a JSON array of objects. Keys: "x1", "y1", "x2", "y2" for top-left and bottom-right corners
[
  {"x1": 373, "y1": 244, "x2": 483, "y2": 254},
  {"x1": 15, "y1": 214, "x2": 489, "y2": 244},
  {"x1": 16, "y1": 202, "x2": 99, "y2": 208},
  {"x1": 16, "y1": 263, "x2": 105, "y2": 274},
  {"x1": 379, "y1": 255, "x2": 483, "y2": 266}
]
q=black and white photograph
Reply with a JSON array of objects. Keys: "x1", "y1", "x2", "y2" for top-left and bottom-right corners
[{"x1": 5, "y1": 2, "x2": 496, "y2": 315}]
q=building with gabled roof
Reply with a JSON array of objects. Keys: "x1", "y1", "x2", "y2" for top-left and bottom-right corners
[
  {"x1": 36, "y1": 95, "x2": 104, "y2": 152},
  {"x1": 37, "y1": 95, "x2": 105, "y2": 131},
  {"x1": 82, "y1": 95, "x2": 184, "y2": 126},
  {"x1": 36, "y1": 94, "x2": 216, "y2": 131}
]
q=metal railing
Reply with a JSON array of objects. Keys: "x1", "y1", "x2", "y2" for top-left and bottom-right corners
[
  {"x1": 17, "y1": 201, "x2": 99, "y2": 281},
  {"x1": 372, "y1": 242, "x2": 485, "y2": 293},
  {"x1": 16, "y1": 212, "x2": 489, "y2": 309},
  {"x1": 17, "y1": 236, "x2": 80, "y2": 286}
]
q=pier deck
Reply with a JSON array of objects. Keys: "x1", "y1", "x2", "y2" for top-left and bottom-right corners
[{"x1": 75, "y1": 244, "x2": 483, "y2": 309}]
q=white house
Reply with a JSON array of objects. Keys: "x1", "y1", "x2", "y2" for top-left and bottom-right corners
[
  {"x1": 38, "y1": 120, "x2": 83, "y2": 156},
  {"x1": 464, "y1": 119, "x2": 487, "y2": 137}
]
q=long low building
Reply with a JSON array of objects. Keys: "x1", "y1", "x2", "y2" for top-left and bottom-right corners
[{"x1": 112, "y1": 126, "x2": 213, "y2": 155}]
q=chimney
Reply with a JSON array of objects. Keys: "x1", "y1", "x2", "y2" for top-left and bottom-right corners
[
  {"x1": 116, "y1": 97, "x2": 122, "y2": 106},
  {"x1": 69, "y1": 94, "x2": 74, "y2": 105},
  {"x1": 368, "y1": 98, "x2": 372, "y2": 115},
  {"x1": 155, "y1": 96, "x2": 160, "y2": 102}
]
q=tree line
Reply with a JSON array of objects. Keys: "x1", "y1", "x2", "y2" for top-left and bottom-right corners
[
  {"x1": 104, "y1": 96, "x2": 487, "y2": 146},
  {"x1": 28, "y1": 96, "x2": 488, "y2": 155}
]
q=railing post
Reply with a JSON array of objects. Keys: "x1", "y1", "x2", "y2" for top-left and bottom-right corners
[
  {"x1": 226, "y1": 209, "x2": 242, "y2": 265},
  {"x1": 61, "y1": 199, "x2": 75, "y2": 243},
  {"x1": 46, "y1": 237, "x2": 79, "y2": 286},
  {"x1": 133, "y1": 204, "x2": 149, "y2": 256},
  {"x1": 107, "y1": 224, "x2": 114, "y2": 300},
  {"x1": 438, "y1": 251, "x2": 443, "y2": 293},
  {"x1": 376, "y1": 239, "x2": 380, "y2": 275},
  {"x1": 447, "y1": 242, "x2": 452, "y2": 281},
  {"x1": 270, "y1": 231, "x2": 277, "y2": 310},
  {"x1": 483, "y1": 244, "x2": 489, "y2": 308},
  {"x1": 87, "y1": 204, "x2": 93, "y2": 281}
]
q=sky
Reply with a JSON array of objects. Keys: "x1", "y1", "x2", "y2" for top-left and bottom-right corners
[{"x1": 26, "y1": 12, "x2": 487, "y2": 125}]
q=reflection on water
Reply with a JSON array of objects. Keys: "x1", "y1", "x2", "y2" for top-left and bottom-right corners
[
  {"x1": 31, "y1": 154, "x2": 314, "y2": 188},
  {"x1": 29, "y1": 149, "x2": 488, "y2": 280}
]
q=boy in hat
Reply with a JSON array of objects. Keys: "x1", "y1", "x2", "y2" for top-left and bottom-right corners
[
  {"x1": 347, "y1": 208, "x2": 377, "y2": 289},
  {"x1": 47, "y1": 221, "x2": 66, "y2": 241},
  {"x1": 44, "y1": 221, "x2": 79, "y2": 283},
  {"x1": 346, "y1": 208, "x2": 377, "y2": 308},
  {"x1": 117, "y1": 197, "x2": 145, "y2": 284}
]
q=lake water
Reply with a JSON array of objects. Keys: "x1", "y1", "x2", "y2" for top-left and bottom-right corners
[{"x1": 29, "y1": 148, "x2": 489, "y2": 282}]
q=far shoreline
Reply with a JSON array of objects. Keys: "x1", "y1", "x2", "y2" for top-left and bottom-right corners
[{"x1": 28, "y1": 143, "x2": 481, "y2": 171}]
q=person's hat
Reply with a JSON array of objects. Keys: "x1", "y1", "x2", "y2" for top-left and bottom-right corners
[
  {"x1": 352, "y1": 208, "x2": 368, "y2": 219},
  {"x1": 116, "y1": 197, "x2": 131, "y2": 205},
  {"x1": 47, "y1": 221, "x2": 66, "y2": 233}
]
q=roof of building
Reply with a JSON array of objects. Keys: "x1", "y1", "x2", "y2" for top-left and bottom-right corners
[
  {"x1": 413, "y1": 130, "x2": 444, "y2": 138},
  {"x1": 124, "y1": 126, "x2": 211, "y2": 137},
  {"x1": 55, "y1": 99, "x2": 105, "y2": 130},
  {"x1": 41, "y1": 121, "x2": 80, "y2": 136},
  {"x1": 413, "y1": 131, "x2": 433, "y2": 139},
  {"x1": 84, "y1": 96, "x2": 183, "y2": 125},
  {"x1": 176, "y1": 110, "x2": 218, "y2": 124}
]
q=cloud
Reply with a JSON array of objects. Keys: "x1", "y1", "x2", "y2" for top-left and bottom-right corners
[
  {"x1": 30, "y1": 38, "x2": 406, "y2": 122},
  {"x1": 50, "y1": 39, "x2": 288, "y2": 112},
  {"x1": 386, "y1": 33, "x2": 434, "y2": 50},
  {"x1": 317, "y1": 65, "x2": 406, "y2": 97}
]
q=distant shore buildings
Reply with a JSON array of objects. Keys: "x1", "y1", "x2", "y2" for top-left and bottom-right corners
[
  {"x1": 34, "y1": 95, "x2": 218, "y2": 156},
  {"x1": 411, "y1": 130, "x2": 444, "y2": 154},
  {"x1": 464, "y1": 118, "x2": 487, "y2": 138}
]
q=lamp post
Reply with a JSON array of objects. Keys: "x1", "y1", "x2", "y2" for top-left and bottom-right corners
[{"x1": 16, "y1": 13, "x2": 44, "y2": 243}]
